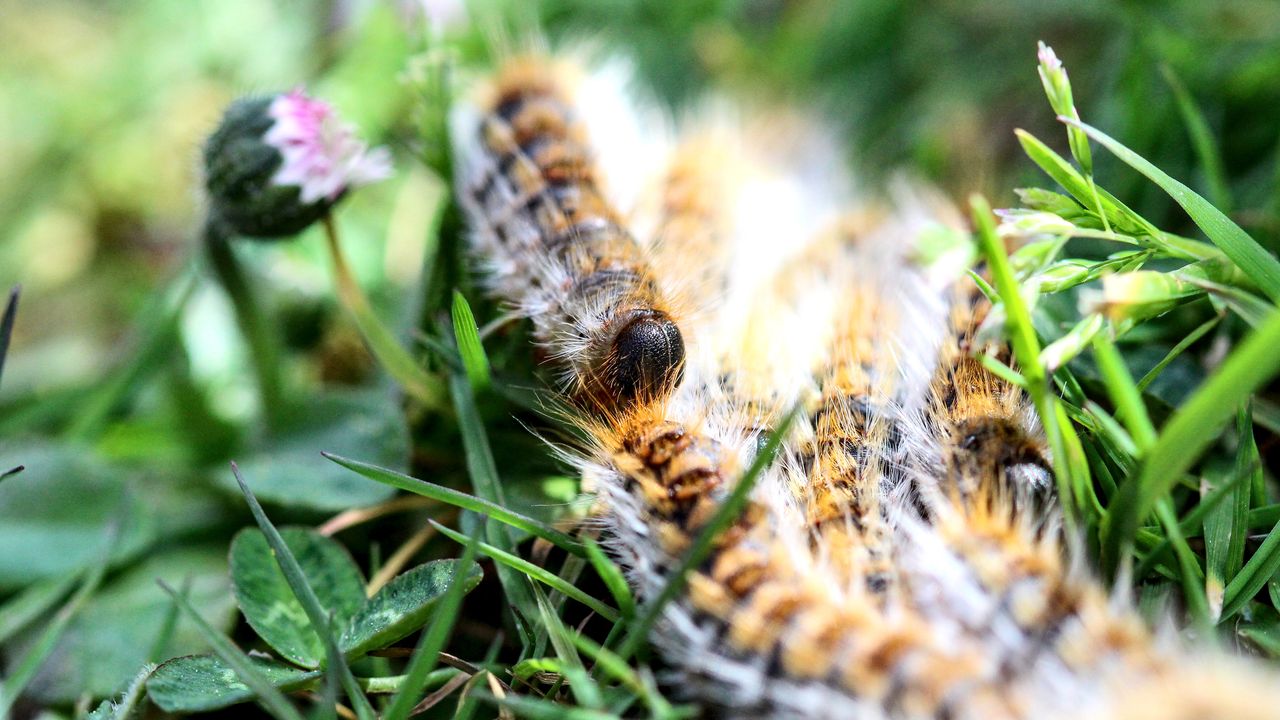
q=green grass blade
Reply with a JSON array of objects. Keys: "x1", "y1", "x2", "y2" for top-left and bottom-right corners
[
  {"x1": 451, "y1": 290, "x2": 491, "y2": 391},
  {"x1": 431, "y1": 521, "x2": 619, "y2": 622},
  {"x1": 973, "y1": 195, "x2": 1091, "y2": 522},
  {"x1": 979, "y1": 353, "x2": 1027, "y2": 388},
  {"x1": 530, "y1": 582, "x2": 605, "y2": 710},
  {"x1": 0, "y1": 573, "x2": 78, "y2": 645},
  {"x1": 448, "y1": 373, "x2": 506, "y2": 505},
  {"x1": 1066, "y1": 117, "x2": 1280, "y2": 302},
  {"x1": 1014, "y1": 131, "x2": 1157, "y2": 239},
  {"x1": 1103, "y1": 308, "x2": 1280, "y2": 576},
  {"x1": 616, "y1": 404, "x2": 801, "y2": 662},
  {"x1": 1232, "y1": 405, "x2": 1261, "y2": 566},
  {"x1": 483, "y1": 692, "x2": 620, "y2": 720},
  {"x1": 157, "y1": 581, "x2": 304, "y2": 720},
  {"x1": 1220, "y1": 517, "x2": 1280, "y2": 621},
  {"x1": 0, "y1": 286, "x2": 17, "y2": 389},
  {"x1": 1135, "y1": 459, "x2": 1253, "y2": 579},
  {"x1": 1092, "y1": 334, "x2": 1157, "y2": 451},
  {"x1": 1136, "y1": 313, "x2": 1221, "y2": 391},
  {"x1": 322, "y1": 453, "x2": 584, "y2": 557},
  {"x1": 583, "y1": 537, "x2": 635, "y2": 621},
  {"x1": 571, "y1": 631, "x2": 674, "y2": 718},
  {"x1": 1161, "y1": 64, "x2": 1232, "y2": 212},
  {"x1": 230, "y1": 464, "x2": 376, "y2": 720},
  {"x1": 1154, "y1": 499, "x2": 1211, "y2": 629},
  {"x1": 447, "y1": 359, "x2": 541, "y2": 630},
  {"x1": 322, "y1": 217, "x2": 443, "y2": 411},
  {"x1": 148, "y1": 576, "x2": 191, "y2": 663},
  {"x1": 383, "y1": 527, "x2": 479, "y2": 720},
  {"x1": 67, "y1": 269, "x2": 197, "y2": 440},
  {"x1": 0, "y1": 554, "x2": 109, "y2": 717}
]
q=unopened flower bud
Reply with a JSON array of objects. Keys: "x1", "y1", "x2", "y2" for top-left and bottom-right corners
[
  {"x1": 998, "y1": 209, "x2": 1076, "y2": 238},
  {"x1": 204, "y1": 90, "x2": 392, "y2": 240},
  {"x1": 1014, "y1": 187, "x2": 1083, "y2": 217},
  {"x1": 1032, "y1": 261, "x2": 1093, "y2": 293},
  {"x1": 1084, "y1": 271, "x2": 1199, "y2": 323},
  {"x1": 1036, "y1": 41, "x2": 1092, "y2": 174}
]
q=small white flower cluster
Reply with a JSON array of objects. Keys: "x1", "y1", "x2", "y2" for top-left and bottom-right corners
[{"x1": 264, "y1": 89, "x2": 392, "y2": 204}]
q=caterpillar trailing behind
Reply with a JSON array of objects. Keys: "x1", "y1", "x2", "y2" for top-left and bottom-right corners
[{"x1": 451, "y1": 49, "x2": 1280, "y2": 720}]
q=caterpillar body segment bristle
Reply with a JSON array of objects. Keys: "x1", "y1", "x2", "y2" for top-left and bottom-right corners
[
  {"x1": 918, "y1": 276, "x2": 1051, "y2": 508},
  {"x1": 453, "y1": 56, "x2": 685, "y2": 409},
  {"x1": 643, "y1": 131, "x2": 741, "y2": 337},
  {"x1": 794, "y1": 232, "x2": 906, "y2": 600}
]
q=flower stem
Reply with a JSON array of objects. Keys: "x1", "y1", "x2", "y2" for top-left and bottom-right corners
[
  {"x1": 204, "y1": 222, "x2": 286, "y2": 432},
  {"x1": 322, "y1": 214, "x2": 443, "y2": 410}
]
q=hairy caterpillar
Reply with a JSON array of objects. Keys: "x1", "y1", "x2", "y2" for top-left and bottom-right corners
[
  {"x1": 453, "y1": 57, "x2": 685, "y2": 408},
  {"x1": 452, "y1": 51, "x2": 1280, "y2": 720}
]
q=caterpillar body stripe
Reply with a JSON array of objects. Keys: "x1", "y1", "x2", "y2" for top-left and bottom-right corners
[{"x1": 453, "y1": 51, "x2": 1280, "y2": 720}]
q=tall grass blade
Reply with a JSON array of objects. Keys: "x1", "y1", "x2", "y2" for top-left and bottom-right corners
[{"x1": 1066, "y1": 117, "x2": 1280, "y2": 302}]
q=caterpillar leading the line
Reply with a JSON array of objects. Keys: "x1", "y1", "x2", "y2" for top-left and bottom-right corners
[{"x1": 451, "y1": 51, "x2": 1280, "y2": 719}]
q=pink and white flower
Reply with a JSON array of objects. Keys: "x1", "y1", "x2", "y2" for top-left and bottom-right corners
[{"x1": 264, "y1": 89, "x2": 393, "y2": 204}]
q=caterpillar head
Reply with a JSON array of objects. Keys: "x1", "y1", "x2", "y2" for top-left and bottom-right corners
[
  {"x1": 595, "y1": 308, "x2": 685, "y2": 407},
  {"x1": 946, "y1": 417, "x2": 1052, "y2": 502}
]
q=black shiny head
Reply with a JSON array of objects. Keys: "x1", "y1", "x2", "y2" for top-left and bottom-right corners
[{"x1": 605, "y1": 310, "x2": 685, "y2": 404}]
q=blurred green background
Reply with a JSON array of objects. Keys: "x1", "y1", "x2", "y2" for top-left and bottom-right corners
[
  {"x1": 2, "y1": 0, "x2": 1280, "y2": 394},
  {"x1": 4, "y1": 0, "x2": 1279, "y2": 399},
  {"x1": 2, "y1": 0, "x2": 1279, "y2": 713}
]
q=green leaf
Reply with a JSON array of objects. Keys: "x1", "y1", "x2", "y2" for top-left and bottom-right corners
[
  {"x1": 230, "y1": 466, "x2": 377, "y2": 720},
  {"x1": 323, "y1": 453, "x2": 585, "y2": 557},
  {"x1": 1065, "y1": 117, "x2": 1280, "y2": 303},
  {"x1": 147, "y1": 654, "x2": 320, "y2": 714},
  {"x1": 227, "y1": 390, "x2": 406, "y2": 511},
  {"x1": 340, "y1": 559, "x2": 482, "y2": 658},
  {"x1": 451, "y1": 290, "x2": 491, "y2": 391},
  {"x1": 85, "y1": 662, "x2": 154, "y2": 720},
  {"x1": 229, "y1": 527, "x2": 366, "y2": 668},
  {"x1": 0, "y1": 441, "x2": 155, "y2": 590}
]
